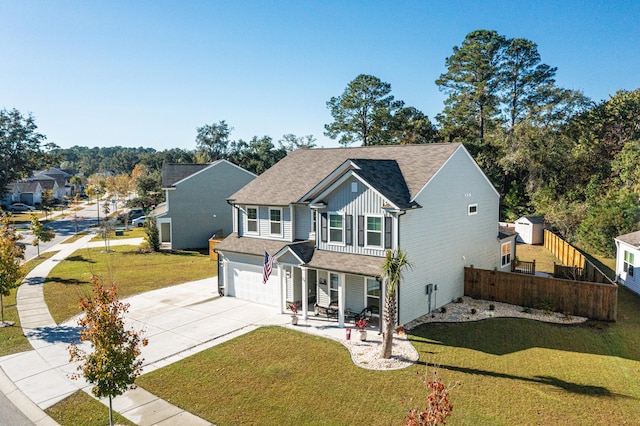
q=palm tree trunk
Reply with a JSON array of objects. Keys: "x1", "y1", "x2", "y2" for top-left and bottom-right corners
[{"x1": 381, "y1": 291, "x2": 396, "y2": 359}]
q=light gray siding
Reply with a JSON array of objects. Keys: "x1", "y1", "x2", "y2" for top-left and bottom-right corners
[
  {"x1": 165, "y1": 161, "x2": 255, "y2": 249},
  {"x1": 239, "y1": 205, "x2": 294, "y2": 241},
  {"x1": 398, "y1": 147, "x2": 500, "y2": 325},
  {"x1": 345, "y1": 274, "x2": 365, "y2": 313},
  {"x1": 317, "y1": 270, "x2": 330, "y2": 306},
  {"x1": 317, "y1": 177, "x2": 390, "y2": 257},
  {"x1": 294, "y1": 204, "x2": 313, "y2": 240}
]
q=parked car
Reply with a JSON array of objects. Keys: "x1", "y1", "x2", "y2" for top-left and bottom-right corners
[
  {"x1": 116, "y1": 208, "x2": 145, "y2": 224},
  {"x1": 132, "y1": 216, "x2": 148, "y2": 227},
  {"x1": 10, "y1": 203, "x2": 35, "y2": 212}
]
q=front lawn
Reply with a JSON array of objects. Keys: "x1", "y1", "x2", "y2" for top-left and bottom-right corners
[
  {"x1": 137, "y1": 287, "x2": 640, "y2": 425},
  {"x1": 45, "y1": 391, "x2": 135, "y2": 426},
  {"x1": 0, "y1": 251, "x2": 57, "y2": 357},
  {"x1": 44, "y1": 245, "x2": 215, "y2": 323}
]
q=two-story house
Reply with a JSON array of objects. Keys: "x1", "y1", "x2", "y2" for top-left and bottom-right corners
[
  {"x1": 154, "y1": 160, "x2": 256, "y2": 250},
  {"x1": 215, "y1": 143, "x2": 511, "y2": 327}
]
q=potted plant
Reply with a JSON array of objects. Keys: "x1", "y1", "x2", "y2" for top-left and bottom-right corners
[
  {"x1": 288, "y1": 303, "x2": 299, "y2": 325},
  {"x1": 355, "y1": 318, "x2": 368, "y2": 341}
]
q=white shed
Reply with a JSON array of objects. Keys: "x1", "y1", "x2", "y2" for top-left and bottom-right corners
[
  {"x1": 515, "y1": 216, "x2": 545, "y2": 245},
  {"x1": 615, "y1": 230, "x2": 640, "y2": 295}
]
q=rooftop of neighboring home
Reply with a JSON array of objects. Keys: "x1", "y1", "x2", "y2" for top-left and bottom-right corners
[
  {"x1": 616, "y1": 230, "x2": 640, "y2": 247},
  {"x1": 228, "y1": 143, "x2": 464, "y2": 206},
  {"x1": 161, "y1": 163, "x2": 212, "y2": 188}
]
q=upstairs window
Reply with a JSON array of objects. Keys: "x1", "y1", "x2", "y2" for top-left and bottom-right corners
[
  {"x1": 366, "y1": 216, "x2": 382, "y2": 247},
  {"x1": 329, "y1": 213, "x2": 343, "y2": 244},
  {"x1": 247, "y1": 207, "x2": 258, "y2": 234},
  {"x1": 269, "y1": 208, "x2": 282, "y2": 236}
]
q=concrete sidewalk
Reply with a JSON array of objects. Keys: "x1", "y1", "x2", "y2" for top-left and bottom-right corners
[{"x1": 1, "y1": 231, "x2": 389, "y2": 425}]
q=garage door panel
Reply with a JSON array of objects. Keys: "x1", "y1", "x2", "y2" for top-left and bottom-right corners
[{"x1": 227, "y1": 261, "x2": 280, "y2": 307}]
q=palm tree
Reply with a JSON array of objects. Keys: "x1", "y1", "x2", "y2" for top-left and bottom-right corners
[{"x1": 381, "y1": 248, "x2": 411, "y2": 359}]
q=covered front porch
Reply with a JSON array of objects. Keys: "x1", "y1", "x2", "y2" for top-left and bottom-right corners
[{"x1": 274, "y1": 248, "x2": 386, "y2": 329}]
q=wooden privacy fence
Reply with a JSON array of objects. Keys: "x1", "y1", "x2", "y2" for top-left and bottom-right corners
[
  {"x1": 544, "y1": 230, "x2": 613, "y2": 284},
  {"x1": 464, "y1": 266, "x2": 617, "y2": 321}
]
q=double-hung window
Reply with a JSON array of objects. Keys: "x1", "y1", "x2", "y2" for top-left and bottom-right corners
[
  {"x1": 366, "y1": 278, "x2": 380, "y2": 309},
  {"x1": 269, "y1": 208, "x2": 282, "y2": 236},
  {"x1": 366, "y1": 216, "x2": 382, "y2": 247},
  {"x1": 329, "y1": 213, "x2": 343, "y2": 244},
  {"x1": 311, "y1": 210, "x2": 317, "y2": 236},
  {"x1": 624, "y1": 250, "x2": 635, "y2": 277},
  {"x1": 501, "y1": 242, "x2": 512, "y2": 267},
  {"x1": 246, "y1": 207, "x2": 258, "y2": 234}
]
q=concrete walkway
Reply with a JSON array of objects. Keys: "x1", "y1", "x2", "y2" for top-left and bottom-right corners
[{"x1": 0, "y1": 231, "x2": 406, "y2": 425}]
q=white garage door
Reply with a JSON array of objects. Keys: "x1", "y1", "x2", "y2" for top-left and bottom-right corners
[{"x1": 226, "y1": 261, "x2": 280, "y2": 307}]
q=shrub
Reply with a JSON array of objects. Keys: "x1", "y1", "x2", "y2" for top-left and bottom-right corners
[
  {"x1": 470, "y1": 308, "x2": 477, "y2": 315},
  {"x1": 489, "y1": 304, "x2": 495, "y2": 311}
]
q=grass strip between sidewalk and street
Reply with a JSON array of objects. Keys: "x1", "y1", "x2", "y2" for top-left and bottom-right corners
[
  {"x1": 45, "y1": 391, "x2": 135, "y2": 426},
  {"x1": 44, "y1": 245, "x2": 215, "y2": 323}
]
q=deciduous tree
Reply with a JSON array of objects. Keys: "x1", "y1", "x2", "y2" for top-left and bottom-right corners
[
  {"x1": 196, "y1": 120, "x2": 233, "y2": 162},
  {"x1": 68, "y1": 276, "x2": 148, "y2": 426},
  {"x1": 30, "y1": 214, "x2": 55, "y2": 257},
  {"x1": 0, "y1": 213, "x2": 25, "y2": 325}
]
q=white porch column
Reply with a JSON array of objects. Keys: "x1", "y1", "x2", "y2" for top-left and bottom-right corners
[
  {"x1": 301, "y1": 267, "x2": 308, "y2": 320},
  {"x1": 278, "y1": 263, "x2": 284, "y2": 314},
  {"x1": 222, "y1": 257, "x2": 228, "y2": 296},
  {"x1": 338, "y1": 273, "x2": 345, "y2": 327}
]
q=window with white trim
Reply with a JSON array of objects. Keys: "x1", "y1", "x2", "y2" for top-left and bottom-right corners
[
  {"x1": 246, "y1": 206, "x2": 258, "y2": 234},
  {"x1": 624, "y1": 250, "x2": 635, "y2": 277},
  {"x1": 366, "y1": 216, "x2": 382, "y2": 247},
  {"x1": 329, "y1": 213, "x2": 343, "y2": 243},
  {"x1": 468, "y1": 203, "x2": 478, "y2": 215},
  {"x1": 501, "y1": 241, "x2": 512, "y2": 267},
  {"x1": 269, "y1": 208, "x2": 282, "y2": 236},
  {"x1": 329, "y1": 273, "x2": 339, "y2": 303},
  {"x1": 366, "y1": 278, "x2": 380, "y2": 309}
]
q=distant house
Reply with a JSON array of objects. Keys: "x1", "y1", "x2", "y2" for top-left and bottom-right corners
[
  {"x1": 216, "y1": 143, "x2": 510, "y2": 326},
  {"x1": 31, "y1": 168, "x2": 72, "y2": 199},
  {"x1": 614, "y1": 230, "x2": 640, "y2": 295},
  {"x1": 515, "y1": 216, "x2": 545, "y2": 244},
  {"x1": 154, "y1": 161, "x2": 256, "y2": 250},
  {"x1": 5, "y1": 181, "x2": 43, "y2": 206}
]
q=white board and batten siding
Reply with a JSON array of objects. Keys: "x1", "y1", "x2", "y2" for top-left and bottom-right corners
[
  {"x1": 221, "y1": 252, "x2": 280, "y2": 307},
  {"x1": 294, "y1": 204, "x2": 313, "y2": 240},
  {"x1": 399, "y1": 147, "x2": 500, "y2": 325},
  {"x1": 317, "y1": 176, "x2": 392, "y2": 258}
]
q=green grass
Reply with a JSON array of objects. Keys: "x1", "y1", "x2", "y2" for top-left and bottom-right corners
[
  {"x1": 138, "y1": 287, "x2": 640, "y2": 426},
  {"x1": 44, "y1": 245, "x2": 215, "y2": 323},
  {"x1": 0, "y1": 251, "x2": 57, "y2": 357},
  {"x1": 515, "y1": 243, "x2": 560, "y2": 274},
  {"x1": 45, "y1": 391, "x2": 135, "y2": 426},
  {"x1": 60, "y1": 231, "x2": 88, "y2": 244},
  {"x1": 90, "y1": 226, "x2": 146, "y2": 242}
]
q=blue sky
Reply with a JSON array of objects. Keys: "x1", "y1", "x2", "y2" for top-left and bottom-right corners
[{"x1": 2, "y1": 1, "x2": 639, "y2": 151}]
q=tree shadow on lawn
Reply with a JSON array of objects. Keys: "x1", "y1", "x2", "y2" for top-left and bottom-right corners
[
  {"x1": 44, "y1": 277, "x2": 87, "y2": 286},
  {"x1": 65, "y1": 255, "x2": 96, "y2": 263},
  {"x1": 420, "y1": 361, "x2": 635, "y2": 399}
]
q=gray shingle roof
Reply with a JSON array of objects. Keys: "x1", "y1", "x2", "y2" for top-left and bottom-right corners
[
  {"x1": 215, "y1": 233, "x2": 385, "y2": 277},
  {"x1": 162, "y1": 163, "x2": 215, "y2": 188},
  {"x1": 350, "y1": 159, "x2": 414, "y2": 209},
  {"x1": 616, "y1": 230, "x2": 640, "y2": 247},
  {"x1": 228, "y1": 143, "x2": 462, "y2": 206}
]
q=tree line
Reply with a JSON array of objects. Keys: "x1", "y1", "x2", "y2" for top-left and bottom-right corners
[{"x1": 2, "y1": 29, "x2": 638, "y2": 256}]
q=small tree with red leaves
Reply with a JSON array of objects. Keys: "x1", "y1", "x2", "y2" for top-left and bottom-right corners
[
  {"x1": 403, "y1": 368, "x2": 459, "y2": 426},
  {"x1": 68, "y1": 275, "x2": 148, "y2": 426}
]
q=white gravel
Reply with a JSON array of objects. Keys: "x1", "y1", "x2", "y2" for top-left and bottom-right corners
[{"x1": 341, "y1": 297, "x2": 587, "y2": 371}]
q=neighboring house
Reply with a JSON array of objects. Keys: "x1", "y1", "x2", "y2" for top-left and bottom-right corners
[
  {"x1": 31, "y1": 168, "x2": 72, "y2": 199},
  {"x1": 614, "y1": 230, "x2": 640, "y2": 295},
  {"x1": 155, "y1": 161, "x2": 256, "y2": 250},
  {"x1": 1, "y1": 185, "x2": 21, "y2": 207},
  {"x1": 216, "y1": 143, "x2": 507, "y2": 327},
  {"x1": 5, "y1": 181, "x2": 43, "y2": 206},
  {"x1": 515, "y1": 215, "x2": 545, "y2": 244},
  {"x1": 498, "y1": 226, "x2": 518, "y2": 273}
]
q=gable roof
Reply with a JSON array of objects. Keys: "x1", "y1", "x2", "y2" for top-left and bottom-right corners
[
  {"x1": 228, "y1": 143, "x2": 462, "y2": 206},
  {"x1": 616, "y1": 230, "x2": 640, "y2": 248},
  {"x1": 9, "y1": 181, "x2": 41, "y2": 193},
  {"x1": 162, "y1": 163, "x2": 215, "y2": 188},
  {"x1": 349, "y1": 159, "x2": 414, "y2": 209}
]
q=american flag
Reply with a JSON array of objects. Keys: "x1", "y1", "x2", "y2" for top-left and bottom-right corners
[{"x1": 262, "y1": 251, "x2": 274, "y2": 284}]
